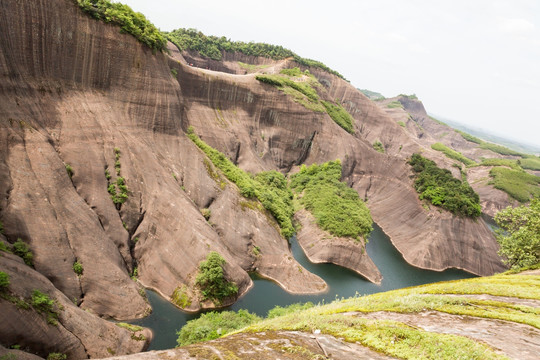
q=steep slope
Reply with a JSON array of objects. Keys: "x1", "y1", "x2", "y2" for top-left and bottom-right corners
[
  {"x1": 0, "y1": 0, "x2": 510, "y2": 355},
  {"x1": 105, "y1": 271, "x2": 540, "y2": 360}
]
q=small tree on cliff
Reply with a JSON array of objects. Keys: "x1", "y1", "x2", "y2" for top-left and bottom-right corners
[
  {"x1": 495, "y1": 198, "x2": 540, "y2": 269},
  {"x1": 195, "y1": 251, "x2": 238, "y2": 304}
]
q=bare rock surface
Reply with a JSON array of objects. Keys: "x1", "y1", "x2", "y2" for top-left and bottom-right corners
[
  {"x1": 106, "y1": 331, "x2": 396, "y2": 360},
  {"x1": 355, "y1": 310, "x2": 540, "y2": 360},
  {"x1": 295, "y1": 209, "x2": 382, "y2": 284},
  {"x1": 0, "y1": 253, "x2": 151, "y2": 359}
]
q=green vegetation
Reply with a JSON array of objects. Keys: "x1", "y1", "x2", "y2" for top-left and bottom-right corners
[
  {"x1": 267, "y1": 302, "x2": 315, "y2": 319},
  {"x1": 480, "y1": 142, "x2": 523, "y2": 157},
  {"x1": 195, "y1": 252, "x2": 238, "y2": 304},
  {"x1": 489, "y1": 167, "x2": 540, "y2": 203},
  {"x1": 177, "y1": 309, "x2": 261, "y2": 346},
  {"x1": 431, "y1": 142, "x2": 476, "y2": 166},
  {"x1": 171, "y1": 285, "x2": 191, "y2": 309},
  {"x1": 31, "y1": 290, "x2": 60, "y2": 326},
  {"x1": 65, "y1": 164, "x2": 74, "y2": 178},
  {"x1": 399, "y1": 93, "x2": 418, "y2": 100},
  {"x1": 256, "y1": 74, "x2": 320, "y2": 102},
  {"x1": 166, "y1": 28, "x2": 346, "y2": 79},
  {"x1": 479, "y1": 158, "x2": 521, "y2": 170},
  {"x1": 321, "y1": 100, "x2": 354, "y2": 133},
  {"x1": 74, "y1": 0, "x2": 167, "y2": 52},
  {"x1": 358, "y1": 89, "x2": 385, "y2": 100},
  {"x1": 521, "y1": 156, "x2": 540, "y2": 171},
  {"x1": 170, "y1": 68, "x2": 178, "y2": 77},
  {"x1": 0, "y1": 221, "x2": 4, "y2": 234},
  {"x1": 116, "y1": 322, "x2": 144, "y2": 332},
  {"x1": 397, "y1": 121, "x2": 406, "y2": 127},
  {"x1": 13, "y1": 239, "x2": 33, "y2": 266},
  {"x1": 0, "y1": 271, "x2": 9, "y2": 290},
  {"x1": 200, "y1": 208, "x2": 211, "y2": 220},
  {"x1": 107, "y1": 148, "x2": 129, "y2": 206},
  {"x1": 386, "y1": 100, "x2": 403, "y2": 109},
  {"x1": 372, "y1": 140, "x2": 385, "y2": 153},
  {"x1": 494, "y1": 199, "x2": 539, "y2": 269},
  {"x1": 187, "y1": 128, "x2": 295, "y2": 238},
  {"x1": 409, "y1": 154, "x2": 481, "y2": 217},
  {"x1": 237, "y1": 62, "x2": 270, "y2": 72},
  {"x1": 456, "y1": 129, "x2": 483, "y2": 144},
  {"x1": 290, "y1": 160, "x2": 372, "y2": 239},
  {"x1": 72, "y1": 261, "x2": 83, "y2": 276},
  {"x1": 0, "y1": 242, "x2": 11, "y2": 253},
  {"x1": 46, "y1": 353, "x2": 66, "y2": 360}
]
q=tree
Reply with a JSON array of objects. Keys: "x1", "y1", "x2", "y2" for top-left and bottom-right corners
[
  {"x1": 195, "y1": 252, "x2": 238, "y2": 304},
  {"x1": 495, "y1": 198, "x2": 540, "y2": 269}
]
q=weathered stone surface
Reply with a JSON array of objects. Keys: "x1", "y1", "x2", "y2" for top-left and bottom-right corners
[
  {"x1": 295, "y1": 209, "x2": 382, "y2": 284},
  {"x1": 106, "y1": 331, "x2": 396, "y2": 360},
  {"x1": 0, "y1": 253, "x2": 150, "y2": 359}
]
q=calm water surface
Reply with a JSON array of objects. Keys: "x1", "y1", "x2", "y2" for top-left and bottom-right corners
[{"x1": 131, "y1": 223, "x2": 475, "y2": 350}]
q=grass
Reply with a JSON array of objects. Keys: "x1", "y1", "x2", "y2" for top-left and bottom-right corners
[
  {"x1": 478, "y1": 158, "x2": 521, "y2": 170},
  {"x1": 290, "y1": 160, "x2": 372, "y2": 240},
  {"x1": 489, "y1": 167, "x2": 540, "y2": 202},
  {"x1": 373, "y1": 140, "x2": 385, "y2": 153},
  {"x1": 321, "y1": 101, "x2": 354, "y2": 133},
  {"x1": 116, "y1": 322, "x2": 144, "y2": 332},
  {"x1": 521, "y1": 156, "x2": 540, "y2": 171},
  {"x1": 237, "y1": 62, "x2": 270, "y2": 72},
  {"x1": 212, "y1": 272, "x2": 540, "y2": 360},
  {"x1": 456, "y1": 129, "x2": 483, "y2": 144},
  {"x1": 171, "y1": 285, "x2": 192, "y2": 309},
  {"x1": 13, "y1": 239, "x2": 33, "y2": 266},
  {"x1": 431, "y1": 142, "x2": 476, "y2": 166},
  {"x1": 386, "y1": 100, "x2": 403, "y2": 109},
  {"x1": 397, "y1": 121, "x2": 406, "y2": 127},
  {"x1": 479, "y1": 142, "x2": 524, "y2": 157},
  {"x1": 187, "y1": 127, "x2": 295, "y2": 238}
]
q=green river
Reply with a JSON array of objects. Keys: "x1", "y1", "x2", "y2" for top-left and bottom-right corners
[{"x1": 130, "y1": 223, "x2": 475, "y2": 350}]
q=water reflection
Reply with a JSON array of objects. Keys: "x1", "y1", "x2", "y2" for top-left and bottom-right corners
[{"x1": 131, "y1": 223, "x2": 474, "y2": 350}]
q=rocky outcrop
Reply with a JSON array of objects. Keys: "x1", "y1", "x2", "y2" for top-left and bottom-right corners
[
  {"x1": 295, "y1": 209, "x2": 382, "y2": 284},
  {"x1": 0, "y1": 250, "x2": 151, "y2": 358},
  {"x1": 0, "y1": 0, "x2": 510, "y2": 354}
]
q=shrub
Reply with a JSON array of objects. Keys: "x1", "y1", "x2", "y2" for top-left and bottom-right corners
[
  {"x1": 13, "y1": 239, "x2": 33, "y2": 266},
  {"x1": 65, "y1": 164, "x2": 74, "y2": 178},
  {"x1": 408, "y1": 154, "x2": 481, "y2": 217},
  {"x1": 0, "y1": 221, "x2": 3, "y2": 234},
  {"x1": 398, "y1": 121, "x2": 406, "y2": 127},
  {"x1": 489, "y1": 167, "x2": 540, "y2": 203},
  {"x1": 171, "y1": 285, "x2": 191, "y2": 308},
  {"x1": 187, "y1": 128, "x2": 295, "y2": 238},
  {"x1": 431, "y1": 143, "x2": 475, "y2": 166},
  {"x1": 495, "y1": 198, "x2": 540, "y2": 269},
  {"x1": 195, "y1": 252, "x2": 238, "y2": 304},
  {"x1": 75, "y1": 0, "x2": 167, "y2": 52},
  {"x1": 373, "y1": 141, "x2": 385, "y2": 153},
  {"x1": 290, "y1": 160, "x2": 373, "y2": 239},
  {"x1": 479, "y1": 158, "x2": 521, "y2": 170},
  {"x1": 177, "y1": 309, "x2": 261, "y2": 346},
  {"x1": 201, "y1": 208, "x2": 211, "y2": 220},
  {"x1": 321, "y1": 101, "x2": 354, "y2": 134},
  {"x1": 0, "y1": 242, "x2": 11, "y2": 253},
  {"x1": 0, "y1": 271, "x2": 9, "y2": 290},
  {"x1": 166, "y1": 28, "x2": 347, "y2": 80},
  {"x1": 267, "y1": 302, "x2": 314, "y2": 318},
  {"x1": 31, "y1": 290, "x2": 59, "y2": 325},
  {"x1": 521, "y1": 156, "x2": 540, "y2": 171},
  {"x1": 73, "y1": 261, "x2": 83, "y2": 276},
  {"x1": 455, "y1": 130, "x2": 483, "y2": 144}
]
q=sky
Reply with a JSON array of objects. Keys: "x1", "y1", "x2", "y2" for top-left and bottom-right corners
[{"x1": 119, "y1": 0, "x2": 539, "y2": 148}]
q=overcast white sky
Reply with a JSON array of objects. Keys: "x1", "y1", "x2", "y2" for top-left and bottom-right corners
[{"x1": 120, "y1": 0, "x2": 539, "y2": 147}]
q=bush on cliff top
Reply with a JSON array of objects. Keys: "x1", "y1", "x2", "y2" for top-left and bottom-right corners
[
  {"x1": 166, "y1": 28, "x2": 347, "y2": 80},
  {"x1": 290, "y1": 160, "x2": 373, "y2": 239},
  {"x1": 75, "y1": 0, "x2": 167, "y2": 52},
  {"x1": 409, "y1": 153, "x2": 481, "y2": 217}
]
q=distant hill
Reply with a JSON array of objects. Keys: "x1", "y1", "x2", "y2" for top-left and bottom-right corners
[{"x1": 430, "y1": 114, "x2": 540, "y2": 156}]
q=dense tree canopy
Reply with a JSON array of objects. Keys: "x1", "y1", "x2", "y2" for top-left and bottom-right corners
[
  {"x1": 495, "y1": 198, "x2": 540, "y2": 269},
  {"x1": 409, "y1": 154, "x2": 481, "y2": 217}
]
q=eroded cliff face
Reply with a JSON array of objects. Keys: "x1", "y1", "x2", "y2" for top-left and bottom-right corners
[{"x1": 0, "y1": 0, "x2": 507, "y2": 356}]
